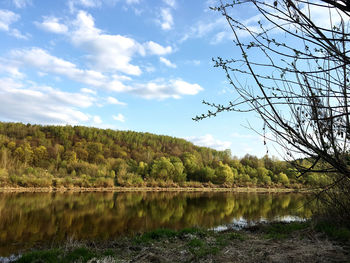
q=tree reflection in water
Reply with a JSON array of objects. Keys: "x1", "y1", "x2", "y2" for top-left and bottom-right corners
[{"x1": 0, "y1": 191, "x2": 314, "y2": 256}]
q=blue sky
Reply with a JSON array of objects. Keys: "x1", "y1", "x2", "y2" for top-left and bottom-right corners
[{"x1": 0, "y1": 0, "x2": 275, "y2": 157}]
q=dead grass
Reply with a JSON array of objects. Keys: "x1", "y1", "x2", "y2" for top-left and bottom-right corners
[{"x1": 16, "y1": 225, "x2": 349, "y2": 263}]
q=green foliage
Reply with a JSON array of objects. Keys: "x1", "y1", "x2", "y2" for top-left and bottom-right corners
[
  {"x1": 170, "y1": 157, "x2": 186, "y2": 182},
  {"x1": 134, "y1": 228, "x2": 177, "y2": 243},
  {"x1": 227, "y1": 232, "x2": 245, "y2": 241},
  {"x1": 276, "y1": 172, "x2": 290, "y2": 185},
  {"x1": 0, "y1": 122, "x2": 332, "y2": 188},
  {"x1": 315, "y1": 221, "x2": 350, "y2": 242},
  {"x1": 187, "y1": 238, "x2": 217, "y2": 258},
  {"x1": 62, "y1": 247, "x2": 95, "y2": 262},
  {"x1": 195, "y1": 166, "x2": 216, "y2": 182},
  {"x1": 260, "y1": 222, "x2": 309, "y2": 239},
  {"x1": 16, "y1": 249, "x2": 61, "y2": 263},
  {"x1": 214, "y1": 162, "x2": 234, "y2": 184},
  {"x1": 182, "y1": 152, "x2": 200, "y2": 179},
  {"x1": 17, "y1": 247, "x2": 116, "y2": 263},
  {"x1": 150, "y1": 157, "x2": 175, "y2": 181},
  {"x1": 179, "y1": 227, "x2": 206, "y2": 237}
]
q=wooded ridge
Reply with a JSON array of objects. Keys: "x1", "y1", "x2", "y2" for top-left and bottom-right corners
[{"x1": 0, "y1": 122, "x2": 331, "y2": 188}]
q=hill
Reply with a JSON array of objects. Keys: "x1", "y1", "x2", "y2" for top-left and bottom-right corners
[{"x1": 0, "y1": 122, "x2": 330, "y2": 188}]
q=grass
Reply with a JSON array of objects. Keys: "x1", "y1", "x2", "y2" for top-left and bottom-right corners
[
  {"x1": 185, "y1": 229, "x2": 246, "y2": 259},
  {"x1": 178, "y1": 227, "x2": 207, "y2": 237},
  {"x1": 226, "y1": 232, "x2": 246, "y2": 241},
  {"x1": 133, "y1": 227, "x2": 209, "y2": 244},
  {"x1": 258, "y1": 221, "x2": 310, "y2": 239},
  {"x1": 133, "y1": 228, "x2": 178, "y2": 244},
  {"x1": 248, "y1": 220, "x2": 350, "y2": 242},
  {"x1": 132, "y1": 227, "x2": 246, "y2": 259},
  {"x1": 187, "y1": 238, "x2": 220, "y2": 258},
  {"x1": 13, "y1": 223, "x2": 350, "y2": 262},
  {"x1": 16, "y1": 249, "x2": 61, "y2": 263},
  {"x1": 16, "y1": 247, "x2": 117, "y2": 263},
  {"x1": 315, "y1": 221, "x2": 350, "y2": 242}
]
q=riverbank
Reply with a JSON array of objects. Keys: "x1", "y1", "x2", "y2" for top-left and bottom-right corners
[
  {"x1": 13, "y1": 222, "x2": 350, "y2": 263},
  {"x1": 0, "y1": 186, "x2": 312, "y2": 193}
]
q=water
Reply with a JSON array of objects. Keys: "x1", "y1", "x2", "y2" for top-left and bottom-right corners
[{"x1": 0, "y1": 191, "x2": 313, "y2": 256}]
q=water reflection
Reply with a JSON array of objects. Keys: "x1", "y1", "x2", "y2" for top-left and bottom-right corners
[{"x1": 0, "y1": 191, "x2": 313, "y2": 256}]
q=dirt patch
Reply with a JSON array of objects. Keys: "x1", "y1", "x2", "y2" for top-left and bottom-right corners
[
  {"x1": 16, "y1": 226, "x2": 349, "y2": 263},
  {"x1": 114, "y1": 229, "x2": 349, "y2": 263},
  {"x1": 215, "y1": 232, "x2": 349, "y2": 263}
]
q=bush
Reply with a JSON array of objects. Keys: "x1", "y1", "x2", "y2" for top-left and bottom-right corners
[
  {"x1": 314, "y1": 177, "x2": 350, "y2": 228},
  {"x1": 0, "y1": 168, "x2": 9, "y2": 186},
  {"x1": 276, "y1": 172, "x2": 289, "y2": 186},
  {"x1": 117, "y1": 172, "x2": 143, "y2": 186}
]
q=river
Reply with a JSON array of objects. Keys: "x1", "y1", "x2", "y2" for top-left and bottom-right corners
[{"x1": 0, "y1": 191, "x2": 314, "y2": 256}]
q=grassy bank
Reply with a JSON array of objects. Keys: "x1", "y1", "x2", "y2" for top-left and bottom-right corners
[
  {"x1": 0, "y1": 186, "x2": 312, "y2": 193},
  {"x1": 13, "y1": 222, "x2": 350, "y2": 263}
]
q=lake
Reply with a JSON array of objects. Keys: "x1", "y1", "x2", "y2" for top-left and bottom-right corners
[{"x1": 0, "y1": 191, "x2": 313, "y2": 256}]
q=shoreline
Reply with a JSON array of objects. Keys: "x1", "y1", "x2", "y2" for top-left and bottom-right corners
[
  {"x1": 0, "y1": 186, "x2": 312, "y2": 193},
  {"x1": 11, "y1": 223, "x2": 350, "y2": 263}
]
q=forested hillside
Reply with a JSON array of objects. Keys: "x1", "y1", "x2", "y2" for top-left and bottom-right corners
[{"x1": 0, "y1": 122, "x2": 331, "y2": 188}]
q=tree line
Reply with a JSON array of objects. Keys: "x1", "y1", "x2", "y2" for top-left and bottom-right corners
[{"x1": 0, "y1": 122, "x2": 331, "y2": 188}]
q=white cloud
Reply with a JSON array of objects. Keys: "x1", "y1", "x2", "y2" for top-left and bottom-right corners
[
  {"x1": 0, "y1": 58, "x2": 23, "y2": 78},
  {"x1": 93, "y1": 115, "x2": 102, "y2": 124},
  {"x1": 171, "y1": 79, "x2": 202, "y2": 95},
  {"x1": 71, "y1": 11, "x2": 146, "y2": 75},
  {"x1": 68, "y1": 11, "x2": 174, "y2": 75},
  {"x1": 163, "y1": 0, "x2": 175, "y2": 7},
  {"x1": 10, "y1": 28, "x2": 29, "y2": 39},
  {"x1": 35, "y1": 17, "x2": 68, "y2": 34},
  {"x1": 107, "y1": 96, "x2": 127, "y2": 106},
  {"x1": 32, "y1": 11, "x2": 173, "y2": 78},
  {"x1": 126, "y1": 0, "x2": 140, "y2": 4},
  {"x1": 159, "y1": 8, "x2": 173, "y2": 30},
  {"x1": 68, "y1": 0, "x2": 102, "y2": 12},
  {"x1": 72, "y1": 11, "x2": 144, "y2": 75},
  {"x1": 144, "y1": 64, "x2": 155, "y2": 73},
  {"x1": 0, "y1": 9, "x2": 19, "y2": 31},
  {"x1": 69, "y1": 0, "x2": 135, "y2": 11},
  {"x1": 227, "y1": 2, "x2": 350, "y2": 41},
  {"x1": 81, "y1": 88, "x2": 96, "y2": 94},
  {"x1": 7, "y1": 47, "x2": 201, "y2": 100},
  {"x1": 132, "y1": 78, "x2": 203, "y2": 99},
  {"x1": 11, "y1": 48, "x2": 107, "y2": 87},
  {"x1": 159, "y1": 57, "x2": 176, "y2": 68},
  {"x1": 210, "y1": 31, "x2": 231, "y2": 45},
  {"x1": 185, "y1": 60, "x2": 201, "y2": 66},
  {"x1": 187, "y1": 134, "x2": 232, "y2": 151},
  {"x1": 108, "y1": 78, "x2": 132, "y2": 92},
  {"x1": 0, "y1": 78, "x2": 94, "y2": 125},
  {"x1": 13, "y1": 0, "x2": 31, "y2": 8},
  {"x1": 181, "y1": 16, "x2": 231, "y2": 44},
  {"x1": 300, "y1": 2, "x2": 350, "y2": 30},
  {"x1": 112, "y1": 113, "x2": 125, "y2": 122},
  {"x1": 76, "y1": 0, "x2": 101, "y2": 7},
  {"x1": 144, "y1": 41, "x2": 172, "y2": 55}
]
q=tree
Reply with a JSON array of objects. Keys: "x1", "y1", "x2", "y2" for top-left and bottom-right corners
[
  {"x1": 33, "y1": 146, "x2": 48, "y2": 167},
  {"x1": 182, "y1": 152, "x2": 200, "y2": 179},
  {"x1": 196, "y1": 1, "x2": 350, "y2": 186},
  {"x1": 170, "y1": 157, "x2": 186, "y2": 182},
  {"x1": 194, "y1": 0, "x2": 350, "y2": 223},
  {"x1": 150, "y1": 157, "x2": 175, "y2": 181},
  {"x1": 214, "y1": 162, "x2": 234, "y2": 184}
]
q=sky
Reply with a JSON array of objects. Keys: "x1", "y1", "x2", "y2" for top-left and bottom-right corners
[{"x1": 0, "y1": 0, "x2": 275, "y2": 158}]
